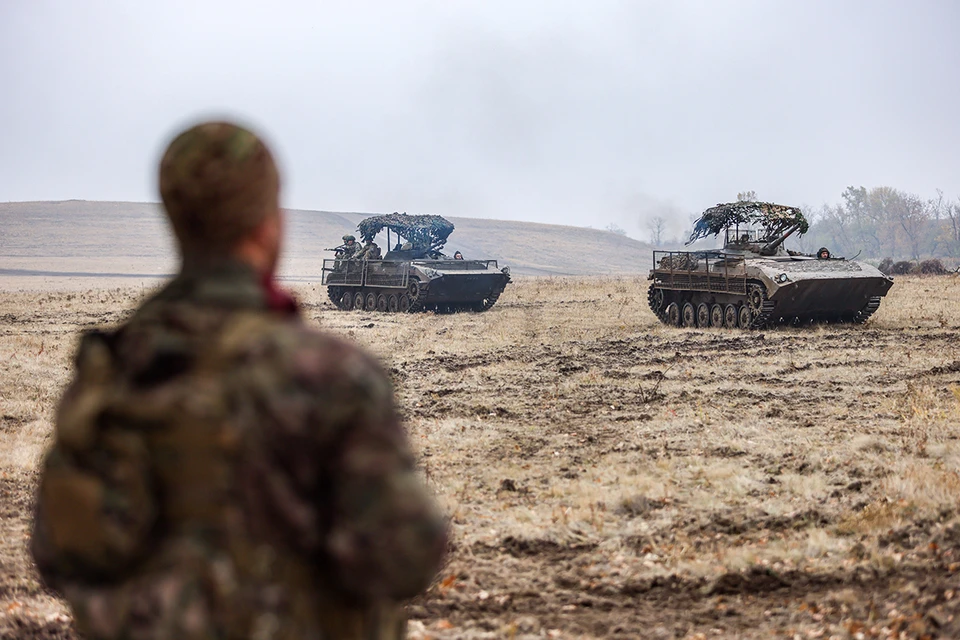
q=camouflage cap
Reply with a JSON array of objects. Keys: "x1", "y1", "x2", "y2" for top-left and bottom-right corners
[
  {"x1": 342, "y1": 235, "x2": 356, "y2": 242},
  {"x1": 159, "y1": 121, "x2": 280, "y2": 254}
]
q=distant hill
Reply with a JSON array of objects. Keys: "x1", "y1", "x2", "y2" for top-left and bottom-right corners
[{"x1": 0, "y1": 201, "x2": 655, "y2": 278}]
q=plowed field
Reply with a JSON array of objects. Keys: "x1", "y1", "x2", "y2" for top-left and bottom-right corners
[{"x1": 2, "y1": 275, "x2": 959, "y2": 638}]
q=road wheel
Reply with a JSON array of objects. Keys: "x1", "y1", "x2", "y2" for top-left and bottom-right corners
[
  {"x1": 399, "y1": 294, "x2": 411, "y2": 312},
  {"x1": 353, "y1": 292, "x2": 364, "y2": 311},
  {"x1": 327, "y1": 286, "x2": 343, "y2": 307},
  {"x1": 738, "y1": 305, "x2": 752, "y2": 328},
  {"x1": 724, "y1": 304, "x2": 738, "y2": 329},
  {"x1": 364, "y1": 292, "x2": 377, "y2": 311},
  {"x1": 696, "y1": 303, "x2": 710, "y2": 328},
  {"x1": 376, "y1": 293, "x2": 388, "y2": 312},
  {"x1": 648, "y1": 286, "x2": 665, "y2": 312},
  {"x1": 710, "y1": 304, "x2": 724, "y2": 328},
  {"x1": 665, "y1": 302, "x2": 680, "y2": 326},
  {"x1": 681, "y1": 302, "x2": 696, "y2": 327},
  {"x1": 476, "y1": 285, "x2": 505, "y2": 312},
  {"x1": 408, "y1": 279, "x2": 421, "y2": 301},
  {"x1": 387, "y1": 294, "x2": 399, "y2": 312},
  {"x1": 747, "y1": 284, "x2": 765, "y2": 316},
  {"x1": 340, "y1": 292, "x2": 354, "y2": 310}
]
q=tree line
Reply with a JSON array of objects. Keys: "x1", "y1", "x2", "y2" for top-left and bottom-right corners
[
  {"x1": 637, "y1": 186, "x2": 960, "y2": 267},
  {"x1": 798, "y1": 187, "x2": 960, "y2": 264}
]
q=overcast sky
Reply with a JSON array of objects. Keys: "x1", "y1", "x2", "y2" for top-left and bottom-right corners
[{"x1": 1, "y1": 0, "x2": 958, "y2": 239}]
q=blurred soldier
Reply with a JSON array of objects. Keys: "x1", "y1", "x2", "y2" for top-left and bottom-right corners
[
  {"x1": 356, "y1": 239, "x2": 382, "y2": 260},
  {"x1": 31, "y1": 121, "x2": 447, "y2": 640},
  {"x1": 818, "y1": 247, "x2": 831, "y2": 259},
  {"x1": 453, "y1": 251, "x2": 464, "y2": 260},
  {"x1": 338, "y1": 234, "x2": 360, "y2": 259}
]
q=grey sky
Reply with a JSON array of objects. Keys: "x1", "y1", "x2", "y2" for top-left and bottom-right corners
[{"x1": 1, "y1": 0, "x2": 958, "y2": 240}]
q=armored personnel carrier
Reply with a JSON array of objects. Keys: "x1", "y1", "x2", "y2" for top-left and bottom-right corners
[
  {"x1": 647, "y1": 201, "x2": 894, "y2": 328},
  {"x1": 323, "y1": 213, "x2": 511, "y2": 313}
]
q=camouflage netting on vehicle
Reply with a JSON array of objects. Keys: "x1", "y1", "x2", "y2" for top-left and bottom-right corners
[
  {"x1": 688, "y1": 201, "x2": 810, "y2": 244},
  {"x1": 357, "y1": 213, "x2": 455, "y2": 250},
  {"x1": 658, "y1": 253, "x2": 701, "y2": 270}
]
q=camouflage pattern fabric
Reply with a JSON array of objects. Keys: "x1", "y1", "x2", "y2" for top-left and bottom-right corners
[
  {"x1": 356, "y1": 242, "x2": 381, "y2": 261},
  {"x1": 356, "y1": 214, "x2": 454, "y2": 253},
  {"x1": 159, "y1": 122, "x2": 280, "y2": 254},
  {"x1": 32, "y1": 261, "x2": 447, "y2": 639},
  {"x1": 688, "y1": 201, "x2": 810, "y2": 245},
  {"x1": 657, "y1": 253, "x2": 701, "y2": 271},
  {"x1": 338, "y1": 242, "x2": 361, "y2": 260}
]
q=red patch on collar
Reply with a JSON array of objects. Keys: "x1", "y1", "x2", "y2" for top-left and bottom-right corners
[{"x1": 261, "y1": 274, "x2": 299, "y2": 316}]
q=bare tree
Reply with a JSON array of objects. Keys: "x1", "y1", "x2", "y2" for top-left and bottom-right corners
[
  {"x1": 868, "y1": 186, "x2": 900, "y2": 257},
  {"x1": 821, "y1": 204, "x2": 853, "y2": 256},
  {"x1": 804, "y1": 186, "x2": 959, "y2": 261},
  {"x1": 891, "y1": 192, "x2": 929, "y2": 261},
  {"x1": 839, "y1": 186, "x2": 883, "y2": 257},
  {"x1": 736, "y1": 190, "x2": 757, "y2": 202},
  {"x1": 605, "y1": 223, "x2": 627, "y2": 236},
  {"x1": 945, "y1": 196, "x2": 960, "y2": 258},
  {"x1": 929, "y1": 190, "x2": 946, "y2": 221},
  {"x1": 646, "y1": 216, "x2": 667, "y2": 246},
  {"x1": 926, "y1": 190, "x2": 948, "y2": 257}
]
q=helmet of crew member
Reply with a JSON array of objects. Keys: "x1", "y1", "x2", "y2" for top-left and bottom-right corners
[{"x1": 342, "y1": 234, "x2": 356, "y2": 243}]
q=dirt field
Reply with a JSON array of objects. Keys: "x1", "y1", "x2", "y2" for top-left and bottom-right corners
[{"x1": 2, "y1": 275, "x2": 960, "y2": 639}]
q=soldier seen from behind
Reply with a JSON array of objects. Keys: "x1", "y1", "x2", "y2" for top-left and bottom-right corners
[{"x1": 31, "y1": 120, "x2": 447, "y2": 640}]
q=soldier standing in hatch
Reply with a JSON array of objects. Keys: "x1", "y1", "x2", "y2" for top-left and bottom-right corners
[{"x1": 31, "y1": 121, "x2": 447, "y2": 640}]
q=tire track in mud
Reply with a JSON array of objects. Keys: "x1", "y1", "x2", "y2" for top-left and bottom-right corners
[
  {"x1": 6, "y1": 282, "x2": 960, "y2": 638},
  {"x1": 404, "y1": 321, "x2": 960, "y2": 637},
  {"x1": 415, "y1": 554, "x2": 960, "y2": 638},
  {"x1": 416, "y1": 511, "x2": 960, "y2": 638},
  {"x1": 394, "y1": 327, "x2": 936, "y2": 430},
  {"x1": 0, "y1": 471, "x2": 53, "y2": 635}
]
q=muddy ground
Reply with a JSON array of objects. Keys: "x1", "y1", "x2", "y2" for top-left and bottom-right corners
[{"x1": 1, "y1": 275, "x2": 960, "y2": 639}]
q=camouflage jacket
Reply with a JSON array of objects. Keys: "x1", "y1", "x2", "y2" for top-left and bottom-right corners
[
  {"x1": 355, "y1": 243, "x2": 381, "y2": 261},
  {"x1": 32, "y1": 261, "x2": 447, "y2": 640},
  {"x1": 337, "y1": 244, "x2": 361, "y2": 260}
]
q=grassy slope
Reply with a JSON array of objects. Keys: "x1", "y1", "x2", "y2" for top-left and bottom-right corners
[{"x1": 0, "y1": 201, "x2": 654, "y2": 277}]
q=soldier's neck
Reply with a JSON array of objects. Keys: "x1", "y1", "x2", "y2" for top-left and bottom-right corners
[{"x1": 179, "y1": 253, "x2": 261, "y2": 278}]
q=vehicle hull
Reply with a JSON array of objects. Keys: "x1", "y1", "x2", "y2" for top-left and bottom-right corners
[
  {"x1": 647, "y1": 250, "x2": 894, "y2": 328},
  {"x1": 323, "y1": 258, "x2": 511, "y2": 313},
  {"x1": 767, "y1": 276, "x2": 893, "y2": 319}
]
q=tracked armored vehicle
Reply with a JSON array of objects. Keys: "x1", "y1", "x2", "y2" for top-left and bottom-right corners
[
  {"x1": 647, "y1": 201, "x2": 894, "y2": 329},
  {"x1": 323, "y1": 213, "x2": 511, "y2": 313}
]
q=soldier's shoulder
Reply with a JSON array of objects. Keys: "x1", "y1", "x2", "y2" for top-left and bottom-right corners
[{"x1": 229, "y1": 317, "x2": 390, "y2": 393}]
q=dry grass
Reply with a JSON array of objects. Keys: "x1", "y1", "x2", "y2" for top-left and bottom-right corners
[{"x1": 2, "y1": 274, "x2": 960, "y2": 638}]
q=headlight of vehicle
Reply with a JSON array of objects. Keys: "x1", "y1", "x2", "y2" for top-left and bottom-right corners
[
  {"x1": 501, "y1": 266, "x2": 511, "y2": 275},
  {"x1": 776, "y1": 273, "x2": 789, "y2": 283}
]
